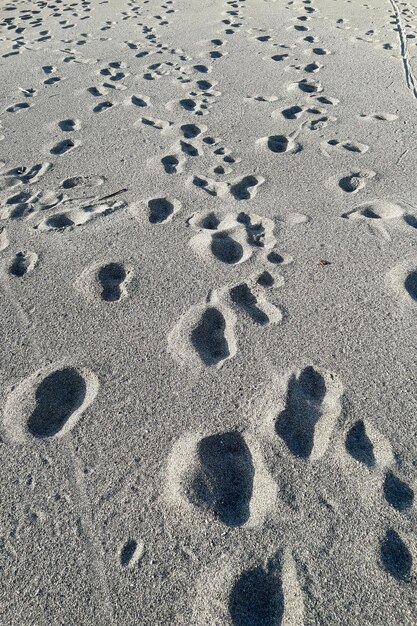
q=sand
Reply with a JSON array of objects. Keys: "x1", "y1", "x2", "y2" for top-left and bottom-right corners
[{"x1": 0, "y1": 0, "x2": 416, "y2": 623}]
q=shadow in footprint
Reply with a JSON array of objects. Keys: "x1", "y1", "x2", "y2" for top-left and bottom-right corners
[
  {"x1": 380, "y1": 529, "x2": 412, "y2": 582},
  {"x1": 383, "y1": 471, "x2": 414, "y2": 512},
  {"x1": 345, "y1": 420, "x2": 375, "y2": 467},
  {"x1": 120, "y1": 539, "x2": 138, "y2": 567},
  {"x1": 404, "y1": 270, "x2": 417, "y2": 301},
  {"x1": 211, "y1": 232, "x2": 243, "y2": 264},
  {"x1": 191, "y1": 307, "x2": 230, "y2": 366},
  {"x1": 230, "y1": 176, "x2": 261, "y2": 201},
  {"x1": 229, "y1": 557, "x2": 284, "y2": 625},
  {"x1": 27, "y1": 368, "x2": 86, "y2": 438},
  {"x1": 230, "y1": 283, "x2": 269, "y2": 325},
  {"x1": 191, "y1": 431, "x2": 254, "y2": 526},
  {"x1": 161, "y1": 155, "x2": 179, "y2": 174},
  {"x1": 10, "y1": 252, "x2": 29, "y2": 277},
  {"x1": 275, "y1": 367, "x2": 326, "y2": 459},
  {"x1": 148, "y1": 197, "x2": 175, "y2": 224},
  {"x1": 98, "y1": 263, "x2": 126, "y2": 302}
]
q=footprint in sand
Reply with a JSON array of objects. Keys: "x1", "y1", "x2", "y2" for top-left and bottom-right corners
[
  {"x1": 119, "y1": 539, "x2": 144, "y2": 567},
  {"x1": 36, "y1": 200, "x2": 127, "y2": 231},
  {"x1": 3, "y1": 364, "x2": 99, "y2": 442},
  {"x1": 168, "y1": 292, "x2": 237, "y2": 369},
  {"x1": 147, "y1": 196, "x2": 181, "y2": 224},
  {"x1": 186, "y1": 431, "x2": 255, "y2": 527},
  {"x1": 230, "y1": 282, "x2": 282, "y2": 326},
  {"x1": 58, "y1": 118, "x2": 81, "y2": 132},
  {"x1": 387, "y1": 261, "x2": 417, "y2": 306},
  {"x1": 98, "y1": 262, "x2": 131, "y2": 302},
  {"x1": 229, "y1": 175, "x2": 265, "y2": 201},
  {"x1": 9, "y1": 251, "x2": 38, "y2": 277},
  {"x1": 275, "y1": 366, "x2": 343, "y2": 461},
  {"x1": 229, "y1": 556, "x2": 284, "y2": 625},
  {"x1": 380, "y1": 529, "x2": 412, "y2": 582},
  {"x1": 50, "y1": 138, "x2": 80, "y2": 156}
]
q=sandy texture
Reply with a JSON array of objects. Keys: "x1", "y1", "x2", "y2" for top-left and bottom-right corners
[{"x1": 0, "y1": 0, "x2": 416, "y2": 624}]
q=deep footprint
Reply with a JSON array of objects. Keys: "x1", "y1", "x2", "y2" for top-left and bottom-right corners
[
  {"x1": 345, "y1": 420, "x2": 375, "y2": 467},
  {"x1": 229, "y1": 556, "x2": 284, "y2": 625},
  {"x1": 276, "y1": 366, "x2": 335, "y2": 459},
  {"x1": 210, "y1": 232, "x2": 243, "y2": 264},
  {"x1": 189, "y1": 431, "x2": 254, "y2": 526},
  {"x1": 380, "y1": 529, "x2": 412, "y2": 582},
  {"x1": 383, "y1": 471, "x2": 414, "y2": 512},
  {"x1": 191, "y1": 307, "x2": 230, "y2": 366},
  {"x1": 98, "y1": 262, "x2": 127, "y2": 302},
  {"x1": 27, "y1": 368, "x2": 87, "y2": 438}
]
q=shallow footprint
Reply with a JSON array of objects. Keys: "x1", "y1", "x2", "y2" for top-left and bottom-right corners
[{"x1": 188, "y1": 431, "x2": 254, "y2": 527}]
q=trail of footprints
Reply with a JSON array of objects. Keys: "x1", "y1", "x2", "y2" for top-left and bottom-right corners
[{"x1": 0, "y1": 0, "x2": 416, "y2": 622}]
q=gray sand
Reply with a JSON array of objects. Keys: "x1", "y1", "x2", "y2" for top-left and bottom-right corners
[{"x1": 0, "y1": 0, "x2": 416, "y2": 624}]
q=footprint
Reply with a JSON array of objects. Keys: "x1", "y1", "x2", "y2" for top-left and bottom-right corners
[
  {"x1": 161, "y1": 154, "x2": 184, "y2": 174},
  {"x1": 337, "y1": 170, "x2": 376, "y2": 194},
  {"x1": 3, "y1": 365, "x2": 99, "y2": 442},
  {"x1": 342, "y1": 200, "x2": 405, "y2": 220},
  {"x1": 37, "y1": 200, "x2": 126, "y2": 231},
  {"x1": 380, "y1": 529, "x2": 412, "y2": 582},
  {"x1": 9, "y1": 251, "x2": 38, "y2": 277},
  {"x1": 168, "y1": 294, "x2": 237, "y2": 369},
  {"x1": 120, "y1": 539, "x2": 144, "y2": 567},
  {"x1": 275, "y1": 367, "x2": 342, "y2": 461},
  {"x1": 211, "y1": 232, "x2": 244, "y2": 264},
  {"x1": 230, "y1": 175, "x2": 265, "y2": 201},
  {"x1": 260, "y1": 133, "x2": 302, "y2": 155},
  {"x1": 147, "y1": 196, "x2": 181, "y2": 224},
  {"x1": 189, "y1": 211, "x2": 275, "y2": 266},
  {"x1": 345, "y1": 420, "x2": 375, "y2": 467},
  {"x1": 50, "y1": 138, "x2": 80, "y2": 156},
  {"x1": 58, "y1": 118, "x2": 81, "y2": 132},
  {"x1": 191, "y1": 307, "x2": 232, "y2": 366},
  {"x1": 383, "y1": 471, "x2": 414, "y2": 512},
  {"x1": 93, "y1": 101, "x2": 114, "y2": 113},
  {"x1": 131, "y1": 94, "x2": 151, "y2": 107},
  {"x1": 229, "y1": 556, "x2": 284, "y2": 625},
  {"x1": 98, "y1": 262, "x2": 130, "y2": 302},
  {"x1": 6, "y1": 102, "x2": 31, "y2": 113},
  {"x1": 180, "y1": 123, "x2": 206, "y2": 139},
  {"x1": 230, "y1": 283, "x2": 281, "y2": 325},
  {"x1": 404, "y1": 270, "x2": 417, "y2": 302},
  {"x1": 187, "y1": 431, "x2": 254, "y2": 527}
]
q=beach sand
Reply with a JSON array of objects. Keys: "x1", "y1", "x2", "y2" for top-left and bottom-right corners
[{"x1": 0, "y1": 0, "x2": 416, "y2": 623}]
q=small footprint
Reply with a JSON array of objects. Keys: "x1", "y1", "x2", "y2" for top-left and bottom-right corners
[
  {"x1": 50, "y1": 138, "x2": 80, "y2": 156},
  {"x1": 9, "y1": 251, "x2": 38, "y2": 277},
  {"x1": 120, "y1": 539, "x2": 144, "y2": 567},
  {"x1": 58, "y1": 118, "x2": 81, "y2": 132},
  {"x1": 98, "y1": 262, "x2": 130, "y2": 302}
]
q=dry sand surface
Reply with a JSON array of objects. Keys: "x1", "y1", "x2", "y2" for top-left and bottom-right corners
[{"x1": 0, "y1": 0, "x2": 416, "y2": 623}]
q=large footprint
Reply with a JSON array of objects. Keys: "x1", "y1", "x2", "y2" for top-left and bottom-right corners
[
  {"x1": 3, "y1": 364, "x2": 98, "y2": 442},
  {"x1": 275, "y1": 366, "x2": 343, "y2": 461}
]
